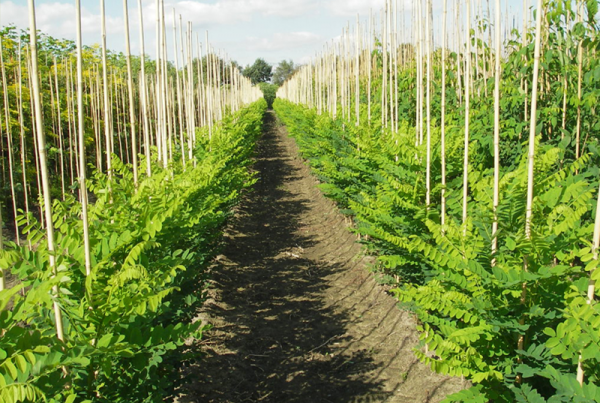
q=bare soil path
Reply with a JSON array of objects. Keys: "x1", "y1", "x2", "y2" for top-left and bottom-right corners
[{"x1": 178, "y1": 111, "x2": 464, "y2": 403}]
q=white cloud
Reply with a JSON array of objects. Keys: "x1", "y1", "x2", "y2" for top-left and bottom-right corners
[
  {"x1": 326, "y1": 0, "x2": 386, "y2": 17},
  {"x1": 247, "y1": 31, "x2": 321, "y2": 52},
  {"x1": 248, "y1": 0, "x2": 318, "y2": 17},
  {"x1": 298, "y1": 54, "x2": 313, "y2": 65},
  {"x1": 0, "y1": 1, "x2": 123, "y2": 42},
  {"x1": 0, "y1": 0, "x2": 319, "y2": 46},
  {"x1": 326, "y1": 0, "x2": 417, "y2": 17},
  {"x1": 139, "y1": 0, "x2": 318, "y2": 29},
  {"x1": 0, "y1": 1, "x2": 28, "y2": 30}
]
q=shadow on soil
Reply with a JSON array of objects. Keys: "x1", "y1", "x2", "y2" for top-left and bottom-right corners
[{"x1": 178, "y1": 112, "x2": 398, "y2": 403}]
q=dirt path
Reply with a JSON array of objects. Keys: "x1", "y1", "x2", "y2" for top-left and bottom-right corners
[{"x1": 178, "y1": 111, "x2": 464, "y2": 403}]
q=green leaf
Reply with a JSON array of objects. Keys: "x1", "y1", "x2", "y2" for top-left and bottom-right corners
[
  {"x1": 13, "y1": 356, "x2": 27, "y2": 374},
  {"x1": 505, "y1": 237, "x2": 517, "y2": 251},
  {"x1": 3, "y1": 359, "x2": 18, "y2": 380},
  {"x1": 97, "y1": 333, "x2": 114, "y2": 349},
  {"x1": 442, "y1": 385, "x2": 487, "y2": 402},
  {"x1": 514, "y1": 384, "x2": 547, "y2": 403},
  {"x1": 550, "y1": 342, "x2": 566, "y2": 356}
]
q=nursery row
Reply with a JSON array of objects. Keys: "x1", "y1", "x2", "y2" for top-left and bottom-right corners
[
  {"x1": 275, "y1": 0, "x2": 600, "y2": 401},
  {"x1": 0, "y1": 1, "x2": 265, "y2": 401},
  {"x1": 0, "y1": 98, "x2": 266, "y2": 402}
]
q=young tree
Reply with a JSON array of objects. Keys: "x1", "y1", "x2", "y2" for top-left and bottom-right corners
[
  {"x1": 272, "y1": 59, "x2": 296, "y2": 86},
  {"x1": 243, "y1": 58, "x2": 272, "y2": 84}
]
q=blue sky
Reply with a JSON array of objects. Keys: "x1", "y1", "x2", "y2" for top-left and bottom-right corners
[{"x1": 1, "y1": 0, "x2": 526, "y2": 69}]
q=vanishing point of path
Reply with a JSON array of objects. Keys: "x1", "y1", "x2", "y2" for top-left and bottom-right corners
[{"x1": 179, "y1": 111, "x2": 464, "y2": 403}]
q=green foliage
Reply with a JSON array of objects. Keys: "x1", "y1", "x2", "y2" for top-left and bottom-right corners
[
  {"x1": 275, "y1": 83, "x2": 599, "y2": 401},
  {"x1": 259, "y1": 82, "x2": 278, "y2": 108},
  {"x1": 273, "y1": 1, "x2": 600, "y2": 400},
  {"x1": 272, "y1": 59, "x2": 297, "y2": 86},
  {"x1": 0, "y1": 99, "x2": 267, "y2": 402},
  {"x1": 242, "y1": 58, "x2": 272, "y2": 84}
]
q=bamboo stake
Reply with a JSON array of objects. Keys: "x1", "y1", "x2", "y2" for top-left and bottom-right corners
[
  {"x1": 474, "y1": 1, "x2": 480, "y2": 93},
  {"x1": 123, "y1": 0, "x2": 138, "y2": 186},
  {"x1": 441, "y1": 0, "x2": 448, "y2": 230},
  {"x1": 522, "y1": 0, "x2": 529, "y2": 126},
  {"x1": 0, "y1": 39, "x2": 20, "y2": 244},
  {"x1": 197, "y1": 34, "x2": 205, "y2": 136},
  {"x1": 468, "y1": 0, "x2": 474, "y2": 97},
  {"x1": 524, "y1": 0, "x2": 543, "y2": 252},
  {"x1": 520, "y1": 0, "x2": 544, "y2": 375},
  {"x1": 173, "y1": 10, "x2": 185, "y2": 168},
  {"x1": 415, "y1": 0, "x2": 421, "y2": 146},
  {"x1": 28, "y1": 0, "x2": 65, "y2": 341},
  {"x1": 425, "y1": 0, "x2": 432, "y2": 208},
  {"x1": 577, "y1": 180, "x2": 600, "y2": 385},
  {"x1": 93, "y1": 67, "x2": 103, "y2": 171},
  {"x1": 393, "y1": 0, "x2": 398, "y2": 135},
  {"x1": 27, "y1": 53, "x2": 45, "y2": 227},
  {"x1": 114, "y1": 74, "x2": 125, "y2": 162},
  {"x1": 216, "y1": 50, "x2": 223, "y2": 123},
  {"x1": 368, "y1": 9, "x2": 372, "y2": 123},
  {"x1": 204, "y1": 30, "x2": 212, "y2": 141},
  {"x1": 197, "y1": 41, "x2": 205, "y2": 125},
  {"x1": 486, "y1": 0, "x2": 492, "y2": 84},
  {"x1": 69, "y1": 61, "x2": 80, "y2": 183},
  {"x1": 48, "y1": 70, "x2": 59, "y2": 188},
  {"x1": 456, "y1": 0, "x2": 463, "y2": 106},
  {"x1": 382, "y1": 5, "x2": 387, "y2": 127},
  {"x1": 560, "y1": 7, "x2": 570, "y2": 153},
  {"x1": 340, "y1": 33, "x2": 346, "y2": 124},
  {"x1": 76, "y1": 0, "x2": 91, "y2": 277},
  {"x1": 417, "y1": 0, "x2": 424, "y2": 146},
  {"x1": 53, "y1": 60, "x2": 66, "y2": 199},
  {"x1": 401, "y1": 1, "x2": 405, "y2": 68},
  {"x1": 137, "y1": 0, "x2": 151, "y2": 177},
  {"x1": 166, "y1": 76, "x2": 173, "y2": 164},
  {"x1": 120, "y1": 78, "x2": 131, "y2": 164},
  {"x1": 575, "y1": 0, "x2": 583, "y2": 160},
  {"x1": 332, "y1": 46, "x2": 337, "y2": 120},
  {"x1": 154, "y1": 0, "x2": 163, "y2": 165},
  {"x1": 462, "y1": 0, "x2": 472, "y2": 234},
  {"x1": 17, "y1": 41, "x2": 31, "y2": 248},
  {"x1": 492, "y1": 0, "x2": 501, "y2": 261},
  {"x1": 101, "y1": 0, "x2": 113, "y2": 182},
  {"x1": 186, "y1": 26, "x2": 194, "y2": 159},
  {"x1": 159, "y1": 0, "x2": 168, "y2": 166},
  {"x1": 355, "y1": 14, "x2": 360, "y2": 128},
  {"x1": 386, "y1": 2, "x2": 391, "y2": 129}
]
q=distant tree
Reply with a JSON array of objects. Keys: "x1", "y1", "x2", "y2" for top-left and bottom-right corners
[
  {"x1": 258, "y1": 82, "x2": 278, "y2": 109},
  {"x1": 231, "y1": 60, "x2": 242, "y2": 74},
  {"x1": 242, "y1": 58, "x2": 272, "y2": 84},
  {"x1": 272, "y1": 59, "x2": 297, "y2": 86}
]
